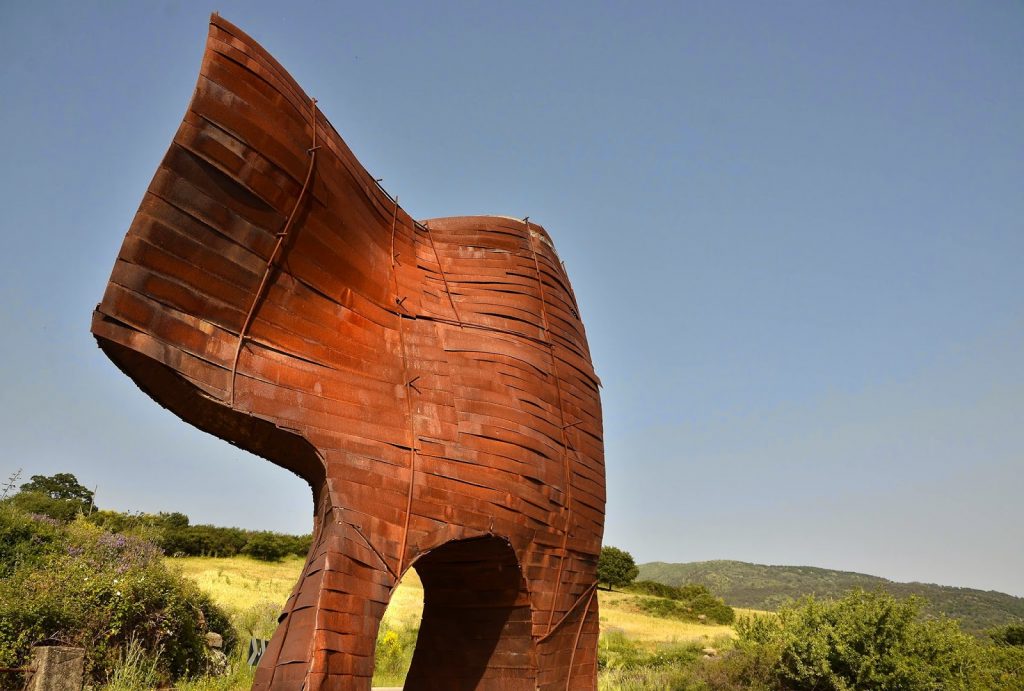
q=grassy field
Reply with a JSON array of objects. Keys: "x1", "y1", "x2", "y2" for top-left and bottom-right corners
[
  {"x1": 171, "y1": 555, "x2": 762, "y2": 648},
  {"x1": 598, "y1": 589, "x2": 763, "y2": 646},
  {"x1": 172, "y1": 556, "x2": 302, "y2": 613},
  {"x1": 171, "y1": 556, "x2": 766, "y2": 688}
]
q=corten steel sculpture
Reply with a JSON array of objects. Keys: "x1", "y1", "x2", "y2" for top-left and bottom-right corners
[{"x1": 91, "y1": 14, "x2": 605, "y2": 691}]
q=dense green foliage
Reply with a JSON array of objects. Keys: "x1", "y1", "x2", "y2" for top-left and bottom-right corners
[
  {"x1": 0, "y1": 501, "x2": 63, "y2": 577},
  {"x1": 628, "y1": 579, "x2": 710, "y2": 600},
  {"x1": 598, "y1": 546, "x2": 640, "y2": 590},
  {"x1": 636, "y1": 594, "x2": 735, "y2": 626},
  {"x1": 597, "y1": 590, "x2": 1023, "y2": 690},
  {"x1": 639, "y1": 559, "x2": 1024, "y2": 633},
  {"x1": 4, "y1": 472, "x2": 312, "y2": 561},
  {"x1": 0, "y1": 504, "x2": 234, "y2": 685},
  {"x1": 626, "y1": 580, "x2": 735, "y2": 624},
  {"x1": 89, "y1": 508, "x2": 311, "y2": 560},
  {"x1": 735, "y1": 590, "x2": 979, "y2": 690},
  {"x1": 991, "y1": 622, "x2": 1024, "y2": 647},
  {"x1": 19, "y1": 472, "x2": 95, "y2": 511}
]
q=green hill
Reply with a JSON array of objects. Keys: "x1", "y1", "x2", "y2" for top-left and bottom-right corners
[{"x1": 638, "y1": 560, "x2": 1024, "y2": 634}]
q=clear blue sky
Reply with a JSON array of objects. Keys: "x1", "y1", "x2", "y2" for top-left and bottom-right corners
[{"x1": 1, "y1": 2, "x2": 1021, "y2": 595}]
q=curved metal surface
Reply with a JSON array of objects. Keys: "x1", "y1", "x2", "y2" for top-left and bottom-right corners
[{"x1": 91, "y1": 14, "x2": 605, "y2": 691}]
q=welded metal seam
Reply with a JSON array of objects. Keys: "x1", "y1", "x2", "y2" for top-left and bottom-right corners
[
  {"x1": 566, "y1": 585, "x2": 598, "y2": 689},
  {"x1": 422, "y1": 219, "x2": 465, "y2": 327},
  {"x1": 392, "y1": 196, "x2": 418, "y2": 578},
  {"x1": 228, "y1": 98, "x2": 320, "y2": 407}
]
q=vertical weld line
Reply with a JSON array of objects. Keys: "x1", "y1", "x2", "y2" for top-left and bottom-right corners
[
  {"x1": 392, "y1": 197, "x2": 416, "y2": 577},
  {"x1": 423, "y1": 220, "x2": 464, "y2": 326},
  {"x1": 229, "y1": 98, "x2": 319, "y2": 407},
  {"x1": 566, "y1": 586, "x2": 597, "y2": 690},
  {"x1": 527, "y1": 220, "x2": 574, "y2": 635}
]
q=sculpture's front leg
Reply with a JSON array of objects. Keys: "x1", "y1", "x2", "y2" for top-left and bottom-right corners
[{"x1": 254, "y1": 503, "x2": 397, "y2": 691}]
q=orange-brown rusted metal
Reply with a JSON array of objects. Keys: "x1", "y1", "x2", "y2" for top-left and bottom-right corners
[{"x1": 91, "y1": 14, "x2": 604, "y2": 691}]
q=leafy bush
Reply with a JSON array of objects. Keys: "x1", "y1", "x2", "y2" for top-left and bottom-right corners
[
  {"x1": 0, "y1": 509, "x2": 233, "y2": 685},
  {"x1": 628, "y1": 579, "x2": 685, "y2": 599},
  {"x1": 636, "y1": 593, "x2": 735, "y2": 625},
  {"x1": 627, "y1": 579, "x2": 735, "y2": 625},
  {"x1": 734, "y1": 589, "x2": 980, "y2": 690},
  {"x1": 90, "y1": 510, "x2": 311, "y2": 561},
  {"x1": 6, "y1": 490, "x2": 86, "y2": 522},
  {"x1": 628, "y1": 580, "x2": 713, "y2": 601},
  {"x1": 592, "y1": 589, "x2": 1022, "y2": 691},
  {"x1": 242, "y1": 532, "x2": 300, "y2": 562},
  {"x1": 7, "y1": 473, "x2": 313, "y2": 560},
  {"x1": 0, "y1": 503, "x2": 63, "y2": 576},
  {"x1": 991, "y1": 622, "x2": 1024, "y2": 647},
  {"x1": 689, "y1": 592, "x2": 736, "y2": 625}
]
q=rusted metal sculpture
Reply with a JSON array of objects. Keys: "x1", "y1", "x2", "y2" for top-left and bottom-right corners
[{"x1": 91, "y1": 14, "x2": 604, "y2": 691}]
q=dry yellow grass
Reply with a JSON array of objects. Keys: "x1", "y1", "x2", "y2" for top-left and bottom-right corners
[
  {"x1": 171, "y1": 556, "x2": 765, "y2": 647},
  {"x1": 171, "y1": 555, "x2": 425, "y2": 627},
  {"x1": 596, "y1": 591, "x2": 767, "y2": 646},
  {"x1": 171, "y1": 555, "x2": 303, "y2": 612}
]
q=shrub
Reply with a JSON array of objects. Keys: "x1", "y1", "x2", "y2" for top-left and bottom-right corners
[
  {"x1": 242, "y1": 532, "x2": 293, "y2": 561},
  {"x1": 0, "y1": 511, "x2": 233, "y2": 685},
  {"x1": 689, "y1": 592, "x2": 736, "y2": 625},
  {"x1": 734, "y1": 589, "x2": 980, "y2": 691},
  {"x1": 991, "y1": 622, "x2": 1024, "y2": 647},
  {"x1": 975, "y1": 643, "x2": 1024, "y2": 691},
  {"x1": 629, "y1": 580, "x2": 716, "y2": 601},
  {"x1": 628, "y1": 579, "x2": 687, "y2": 599},
  {"x1": 5, "y1": 490, "x2": 85, "y2": 522},
  {"x1": 634, "y1": 595, "x2": 735, "y2": 626},
  {"x1": 0, "y1": 502, "x2": 63, "y2": 576},
  {"x1": 628, "y1": 578, "x2": 735, "y2": 625}
]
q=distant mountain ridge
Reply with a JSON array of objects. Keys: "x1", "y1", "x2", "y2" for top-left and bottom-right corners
[{"x1": 638, "y1": 560, "x2": 1024, "y2": 634}]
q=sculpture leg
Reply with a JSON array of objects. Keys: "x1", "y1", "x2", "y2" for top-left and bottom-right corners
[
  {"x1": 536, "y1": 591, "x2": 600, "y2": 691},
  {"x1": 252, "y1": 508, "x2": 396, "y2": 691}
]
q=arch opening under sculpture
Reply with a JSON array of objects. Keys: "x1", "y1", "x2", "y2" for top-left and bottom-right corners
[{"x1": 405, "y1": 536, "x2": 536, "y2": 689}]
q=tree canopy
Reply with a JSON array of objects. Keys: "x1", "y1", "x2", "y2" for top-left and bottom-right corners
[
  {"x1": 597, "y1": 545, "x2": 639, "y2": 590},
  {"x1": 20, "y1": 472, "x2": 94, "y2": 511}
]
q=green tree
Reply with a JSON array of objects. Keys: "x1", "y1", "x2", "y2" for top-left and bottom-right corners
[
  {"x1": 242, "y1": 531, "x2": 291, "y2": 561},
  {"x1": 19, "y1": 473, "x2": 94, "y2": 512},
  {"x1": 597, "y1": 546, "x2": 639, "y2": 590}
]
